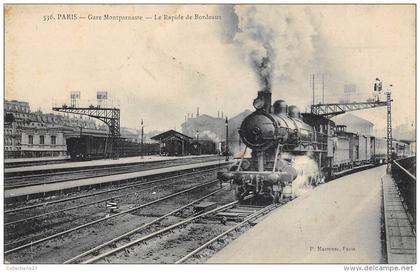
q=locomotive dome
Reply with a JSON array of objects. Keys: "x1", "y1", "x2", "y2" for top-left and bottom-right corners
[
  {"x1": 288, "y1": 105, "x2": 301, "y2": 119},
  {"x1": 273, "y1": 100, "x2": 288, "y2": 115}
]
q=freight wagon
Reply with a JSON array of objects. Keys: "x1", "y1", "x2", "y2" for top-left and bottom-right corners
[
  {"x1": 66, "y1": 135, "x2": 159, "y2": 160},
  {"x1": 190, "y1": 140, "x2": 217, "y2": 155}
]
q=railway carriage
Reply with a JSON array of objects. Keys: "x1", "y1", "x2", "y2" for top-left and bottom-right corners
[
  {"x1": 67, "y1": 135, "x2": 159, "y2": 160},
  {"x1": 67, "y1": 136, "x2": 109, "y2": 160},
  {"x1": 366, "y1": 135, "x2": 372, "y2": 163},
  {"x1": 392, "y1": 140, "x2": 401, "y2": 160},
  {"x1": 190, "y1": 140, "x2": 217, "y2": 155},
  {"x1": 393, "y1": 141, "x2": 410, "y2": 159},
  {"x1": 371, "y1": 137, "x2": 387, "y2": 164},
  {"x1": 357, "y1": 135, "x2": 368, "y2": 165},
  {"x1": 332, "y1": 126, "x2": 352, "y2": 172}
]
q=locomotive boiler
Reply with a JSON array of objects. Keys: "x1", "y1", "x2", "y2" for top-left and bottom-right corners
[{"x1": 219, "y1": 87, "x2": 325, "y2": 203}]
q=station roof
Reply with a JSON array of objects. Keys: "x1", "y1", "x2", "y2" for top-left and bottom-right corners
[{"x1": 151, "y1": 129, "x2": 192, "y2": 142}]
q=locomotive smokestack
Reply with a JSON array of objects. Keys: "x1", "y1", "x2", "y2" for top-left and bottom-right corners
[{"x1": 255, "y1": 86, "x2": 272, "y2": 113}]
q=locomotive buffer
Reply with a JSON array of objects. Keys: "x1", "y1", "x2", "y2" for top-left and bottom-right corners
[
  {"x1": 310, "y1": 93, "x2": 393, "y2": 171},
  {"x1": 52, "y1": 106, "x2": 121, "y2": 159}
]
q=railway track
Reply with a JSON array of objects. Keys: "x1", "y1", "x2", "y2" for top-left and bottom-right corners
[
  {"x1": 5, "y1": 168, "x2": 219, "y2": 226},
  {"x1": 64, "y1": 187, "x2": 231, "y2": 264},
  {"x1": 5, "y1": 161, "x2": 386, "y2": 264},
  {"x1": 5, "y1": 178, "x2": 222, "y2": 255},
  {"x1": 4, "y1": 159, "x2": 292, "y2": 264},
  {"x1": 175, "y1": 203, "x2": 277, "y2": 263},
  {"x1": 72, "y1": 200, "x2": 240, "y2": 264},
  {"x1": 77, "y1": 202, "x2": 277, "y2": 264},
  {"x1": 5, "y1": 156, "x2": 221, "y2": 189},
  {"x1": 5, "y1": 167, "x2": 219, "y2": 215}
]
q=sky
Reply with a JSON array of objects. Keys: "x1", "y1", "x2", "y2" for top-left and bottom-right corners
[{"x1": 5, "y1": 5, "x2": 415, "y2": 132}]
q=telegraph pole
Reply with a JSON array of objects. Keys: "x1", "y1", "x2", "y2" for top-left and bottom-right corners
[
  {"x1": 386, "y1": 91, "x2": 393, "y2": 173},
  {"x1": 225, "y1": 117, "x2": 229, "y2": 161},
  {"x1": 141, "y1": 119, "x2": 144, "y2": 159},
  {"x1": 322, "y1": 74, "x2": 325, "y2": 104},
  {"x1": 312, "y1": 74, "x2": 315, "y2": 105}
]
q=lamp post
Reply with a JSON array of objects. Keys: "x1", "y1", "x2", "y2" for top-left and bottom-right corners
[{"x1": 225, "y1": 117, "x2": 229, "y2": 161}]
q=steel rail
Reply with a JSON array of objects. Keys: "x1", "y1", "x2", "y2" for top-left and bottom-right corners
[
  {"x1": 82, "y1": 200, "x2": 239, "y2": 264},
  {"x1": 64, "y1": 186, "x2": 228, "y2": 264},
  {"x1": 5, "y1": 167, "x2": 218, "y2": 214},
  {"x1": 5, "y1": 175, "x2": 201, "y2": 226},
  {"x1": 175, "y1": 204, "x2": 277, "y2": 264},
  {"x1": 5, "y1": 157, "x2": 220, "y2": 189},
  {"x1": 5, "y1": 179, "x2": 220, "y2": 255},
  {"x1": 6, "y1": 156, "x2": 219, "y2": 178}
]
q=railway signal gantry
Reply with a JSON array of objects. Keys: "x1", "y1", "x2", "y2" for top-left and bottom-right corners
[
  {"x1": 310, "y1": 93, "x2": 393, "y2": 170},
  {"x1": 52, "y1": 106, "x2": 121, "y2": 159}
]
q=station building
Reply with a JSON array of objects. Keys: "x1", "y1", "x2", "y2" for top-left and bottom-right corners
[
  {"x1": 4, "y1": 100, "x2": 106, "y2": 158},
  {"x1": 151, "y1": 130, "x2": 192, "y2": 156}
]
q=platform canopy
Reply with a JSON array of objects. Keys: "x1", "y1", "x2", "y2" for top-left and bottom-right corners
[{"x1": 151, "y1": 130, "x2": 192, "y2": 142}]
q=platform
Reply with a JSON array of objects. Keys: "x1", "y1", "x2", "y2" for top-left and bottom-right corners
[
  {"x1": 209, "y1": 166, "x2": 387, "y2": 263},
  {"x1": 5, "y1": 156, "x2": 69, "y2": 164},
  {"x1": 382, "y1": 175, "x2": 416, "y2": 263},
  {"x1": 5, "y1": 154, "x2": 218, "y2": 174},
  {"x1": 5, "y1": 160, "x2": 231, "y2": 200}
]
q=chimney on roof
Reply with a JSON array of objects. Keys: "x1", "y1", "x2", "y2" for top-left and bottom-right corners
[{"x1": 197, "y1": 107, "x2": 199, "y2": 117}]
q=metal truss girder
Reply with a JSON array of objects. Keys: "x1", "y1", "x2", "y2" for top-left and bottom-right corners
[
  {"x1": 52, "y1": 107, "x2": 120, "y2": 159},
  {"x1": 309, "y1": 95, "x2": 393, "y2": 173},
  {"x1": 311, "y1": 101, "x2": 388, "y2": 118}
]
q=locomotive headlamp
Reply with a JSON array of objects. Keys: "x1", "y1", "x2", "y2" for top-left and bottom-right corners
[{"x1": 253, "y1": 98, "x2": 265, "y2": 110}]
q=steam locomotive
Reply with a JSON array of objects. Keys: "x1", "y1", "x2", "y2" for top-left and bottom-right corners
[{"x1": 218, "y1": 88, "x2": 410, "y2": 203}]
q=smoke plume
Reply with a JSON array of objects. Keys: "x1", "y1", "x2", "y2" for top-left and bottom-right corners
[
  {"x1": 290, "y1": 155, "x2": 320, "y2": 197},
  {"x1": 280, "y1": 152, "x2": 321, "y2": 197},
  {"x1": 233, "y1": 6, "x2": 326, "y2": 107},
  {"x1": 234, "y1": 6, "x2": 275, "y2": 90},
  {"x1": 201, "y1": 130, "x2": 221, "y2": 143}
]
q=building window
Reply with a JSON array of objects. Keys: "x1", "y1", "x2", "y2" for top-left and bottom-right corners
[
  {"x1": 28, "y1": 135, "x2": 33, "y2": 145},
  {"x1": 51, "y1": 135, "x2": 56, "y2": 145},
  {"x1": 40, "y1": 135, "x2": 45, "y2": 145}
]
